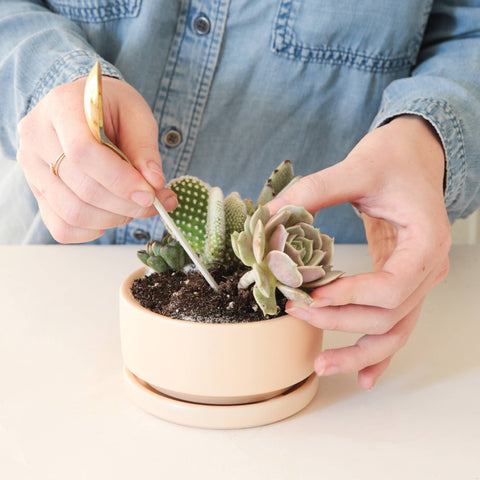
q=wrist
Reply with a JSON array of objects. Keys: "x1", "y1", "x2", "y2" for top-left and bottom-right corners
[{"x1": 388, "y1": 115, "x2": 446, "y2": 193}]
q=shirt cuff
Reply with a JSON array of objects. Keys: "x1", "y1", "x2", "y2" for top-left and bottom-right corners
[
  {"x1": 26, "y1": 49, "x2": 123, "y2": 115},
  {"x1": 369, "y1": 97, "x2": 466, "y2": 217}
]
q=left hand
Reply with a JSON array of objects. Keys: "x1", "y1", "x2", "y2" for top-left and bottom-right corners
[{"x1": 268, "y1": 115, "x2": 451, "y2": 389}]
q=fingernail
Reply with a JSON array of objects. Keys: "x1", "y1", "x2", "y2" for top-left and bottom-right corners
[
  {"x1": 310, "y1": 298, "x2": 331, "y2": 308},
  {"x1": 315, "y1": 358, "x2": 340, "y2": 376},
  {"x1": 164, "y1": 194, "x2": 178, "y2": 212},
  {"x1": 131, "y1": 191, "x2": 154, "y2": 207},
  {"x1": 285, "y1": 307, "x2": 310, "y2": 322}
]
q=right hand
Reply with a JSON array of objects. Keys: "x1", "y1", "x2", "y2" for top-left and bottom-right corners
[{"x1": 17, "y1": 75, "x2": 177, "y2": 243}]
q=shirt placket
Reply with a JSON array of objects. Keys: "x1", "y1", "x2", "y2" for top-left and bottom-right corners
[
  {"x1": 121, "y1": 0, "x2": 230, "y2": 244},
  {"x1": 154, "y1": 0, "x2": 230, "y2": 180}
]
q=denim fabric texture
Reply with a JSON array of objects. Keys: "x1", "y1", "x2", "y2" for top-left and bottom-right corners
[{"x1": 1, "y1": 0, "x2": 479, "y2": 244}]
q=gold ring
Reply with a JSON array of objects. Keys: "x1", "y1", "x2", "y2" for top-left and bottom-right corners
[{"x1": 50, "y1": 152, "x2": 66, "y2": 177}]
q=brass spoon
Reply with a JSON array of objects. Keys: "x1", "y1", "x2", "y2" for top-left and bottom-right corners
[{"x1": 83, "y1": 61, "x2": 219, "y2": 291}]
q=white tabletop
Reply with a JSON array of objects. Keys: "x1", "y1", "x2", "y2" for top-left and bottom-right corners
[{"x1": 0, "y1": 245, "x2": 478, "y2": 479}]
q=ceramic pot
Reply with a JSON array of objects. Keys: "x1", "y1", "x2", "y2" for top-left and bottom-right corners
[{"x1": 119, "y1": 268, "x2": 323, "y2": 427}]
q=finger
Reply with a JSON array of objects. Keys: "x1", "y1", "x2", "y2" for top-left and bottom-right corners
[
  {"x1": 51, "y1": 151, "x2": 166, "y2": 218},
  {"x1": 267, "y1": 157, "x2": 373, "y2": 214},
  {"x1": 49, "y1": 97, "x2": 157, "y2": 208},
  {"x1": 31, "y1": 184, "x2": 105, "y2": 243},
  {"x1": 357, "y1": 356, "x2": 393, "y2": 390},
  {"x1": 314, "y1": 302, "x2": 423, "y2": 378},
  {"x1": 105, "y1": 83, "x2": 166, "y2": 191},
  {"x1": 286, "y1": 255, "x2": 448, "y2": 333},
  {"x1": 24, "y1": 156, "x2": 131, "y2": 231}
]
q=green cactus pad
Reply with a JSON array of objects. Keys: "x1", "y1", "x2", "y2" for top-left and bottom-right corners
[
  {"x1": 204, "y1": 187, "x2": 225, "y2": 264},
  {"x1": 167, "y1": 176, "x2": 211, "y2": 253}
]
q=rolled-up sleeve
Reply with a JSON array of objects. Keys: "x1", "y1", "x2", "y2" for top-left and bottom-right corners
[{"x1": 370, "y1": 0, "x2": 480, "y2": 222}]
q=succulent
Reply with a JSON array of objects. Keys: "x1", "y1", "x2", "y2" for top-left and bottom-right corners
[
  {"x1": 138, "y1": 236, "x2": 188, "y2": 273},
  {"x1": 163, "y1": 176, "x2": 248, "y2": 266},
  {"x1": 231, "y1": 204, "x2": 343, "y2": 316},
  {"x1": 137, "y1": 160, "x2": 343, "y2": 317},
  {"x1": 256, "y1": 160, "x2": 300, "y2": 207}
]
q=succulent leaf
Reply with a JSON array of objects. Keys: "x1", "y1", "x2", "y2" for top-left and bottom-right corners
[
  {"x1": 302, "y1": 270, "x2": 344, "y2": 289},
  {"x1": 137, "y1": 250, "x2": 149, "y2": 265},
  {"x1": 249, "y1": 205, "x2": 270, "y2": 236},
  {"x1": 264, "y1": 209, "x2": 291, "y2": 238},
  {"x1": 277, "y1": 284, "x2": 314, "y2": 304},
  {"x1": 147, "y1": 255, "x2": 170, "y2": 273},
  {"x1": 239, "y1": 269, "x2": 256, "y2": 290},
  {"x1": 160, "y1": 241, "x2": 186, "y2": 270},
  {"x1": 253, "y1": 285, "x2": 277, "y2": 316},
  {"x1": 252, "y1": 219, "x2": 266, "y2": 264},
  {"x1": 256, "y1": 160, "x2": 294, "y2": 206},
  {"x1": 297, "y1": 265, "x2": 325, "y2": 283},
  {"x1": 139, "y1": 237, "x2": 189, "y2": 273},
  {"x1": 268, "y1": 224, "x2": 288, "y2": 252},
  {"x1": 266, "y1": 250, "x2": 303, "y2": 288},
  {"x1": 280, "y1": 205, "x2": 314, "y2": 227},
  {"x1": 253, "y1": 263, "x2": 274, "y2": 298},
  {"x1": 232, "y1": 230, "x2": 255, "y2": 266}
]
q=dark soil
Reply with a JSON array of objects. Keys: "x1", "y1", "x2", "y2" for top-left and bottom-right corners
[{"x1": 131, "y1": 265, "x2": 286, "y2": 323}]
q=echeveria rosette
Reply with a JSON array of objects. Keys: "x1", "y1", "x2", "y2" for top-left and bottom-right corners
[{"x1": 231, "y1": 205, "x2": 343, "y2": 316}]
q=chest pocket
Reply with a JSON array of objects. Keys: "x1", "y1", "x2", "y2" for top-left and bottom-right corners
[
  {"x1": 272, "y1": 0, "x2": 432, "y2": 73},
  {"x1": 44, "y1": 0, "x2": 141, "y2": 22}
]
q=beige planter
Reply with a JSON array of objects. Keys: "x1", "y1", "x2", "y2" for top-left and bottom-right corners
[{"x1": 120, "y1": 268, "x2": 323, "y2": 429}]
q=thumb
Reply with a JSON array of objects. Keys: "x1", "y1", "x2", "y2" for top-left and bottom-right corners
[
  {"x1": 104, "y1": 77, "x2": 166, "y2": 191},
  {"x1": 267, "y1": 158, "x2": 370, "y2": 214},
  {"x1": 117, "y1": 111, "x2": 165, "y2": 192}
]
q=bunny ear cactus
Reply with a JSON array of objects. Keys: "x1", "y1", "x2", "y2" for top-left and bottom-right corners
[
  {"x1": 142, "y1": 176, "x2": 248, "y2": 268},
  {"x1": 231, "y1": 205, "x2": 343, "y2": 316}
]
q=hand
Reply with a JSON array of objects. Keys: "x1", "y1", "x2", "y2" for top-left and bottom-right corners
[
  {"x1": 17, "y1": 76, "x2": 177, "y2": 243},
  {"x1": 268, "y1": 115, "x2": 451, "y2": 389}
]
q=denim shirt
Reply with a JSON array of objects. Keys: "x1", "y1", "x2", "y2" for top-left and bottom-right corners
[{"x1": 1, "y1": 0, "x2": 479, "y2": 244}]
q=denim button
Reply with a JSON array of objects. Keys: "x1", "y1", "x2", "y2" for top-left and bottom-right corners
[
  {"x1": 132, "y1": 229, "x2": 151, "y2": 242},
  {"x1": 163, "y1": 128, "x2": 182, "y2": 148},
  {"x1": 193, "y1": 15, "x2": 211, "y2": 35}
]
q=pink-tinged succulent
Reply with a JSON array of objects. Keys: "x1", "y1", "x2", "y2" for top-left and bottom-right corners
[{"x1": 231, "y1": 205, "x2": 343, "y2": 316}]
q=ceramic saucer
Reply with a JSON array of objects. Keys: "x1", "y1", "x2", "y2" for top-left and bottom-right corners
[{"x1": 123, "y1": 367, "x2": 319, "y2": 429}]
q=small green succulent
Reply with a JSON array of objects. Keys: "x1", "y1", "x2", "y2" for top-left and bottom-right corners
[
  {"x1": 231, "y1": 204, "x2": 343, "y2": 316},
  {"x1": 137, "y1": 236, "x2": 188, "y2": 273}
]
